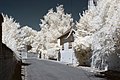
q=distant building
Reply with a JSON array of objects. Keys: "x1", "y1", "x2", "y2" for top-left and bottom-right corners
[{"x1": 57, "y1": 28, "x2": 78, "y2": 65}]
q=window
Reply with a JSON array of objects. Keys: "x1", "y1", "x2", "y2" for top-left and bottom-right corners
[
  {"x1": 62, "y1": 45, "x2": 64, "y2": 50},
  {"x1": 93, "y1": 0, "x2": 97, "y2": 6},
  {"x1": 69, "y1": 42, "x2": 72, "y2": 49}
]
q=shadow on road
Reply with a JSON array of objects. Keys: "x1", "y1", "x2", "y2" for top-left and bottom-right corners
[
  {"x1": 11, "y1": 62, "x2": 22, "y2": 80},
  {"x1": 94, "y1": 70, "x2": 120, "y2": 80},
  {"x1": 21, "y1": 62, "x2": 31, "y2": 66}
]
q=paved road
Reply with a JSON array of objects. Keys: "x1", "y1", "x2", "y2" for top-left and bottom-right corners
[{"x1": 25, "y1": 59, "x2": 105, "y2": 80}]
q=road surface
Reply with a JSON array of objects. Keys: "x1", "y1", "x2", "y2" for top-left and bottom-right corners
[{"x1": 24, "y1": 59, "x2": 105, "y2": 80}]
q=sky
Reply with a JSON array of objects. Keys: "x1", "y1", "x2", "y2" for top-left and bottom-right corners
[{"x1": 0, "y1": 0, "x2": 88, "y2": 30}]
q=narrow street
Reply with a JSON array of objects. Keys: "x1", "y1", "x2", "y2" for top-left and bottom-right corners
[{"x1": 24, "y1": 59, "x2": 105, "y2": 80}]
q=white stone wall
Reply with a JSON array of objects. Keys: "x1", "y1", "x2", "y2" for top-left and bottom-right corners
[
  {"x1": 20, "y1": 51, "x2": 27, "y2": 59},
  {"x1": 60, "y1": 42, "x2": 78, "y2": 65}
]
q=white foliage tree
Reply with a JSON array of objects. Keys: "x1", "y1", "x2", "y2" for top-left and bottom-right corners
[
  {"x1": 2, "y1": 14, "x2": 20, "y2": 52},
  {"x1": 91, "y1": 0, "x2": 120, "y2": 70},
  {"x1": 30, "y1": 31, "x2": 42, "y2": 53},
  {"x1": 16, "y1": 26, "x2": 37, "y2": 53},
  {"x1": 76, "y1": 0, "x2": 120, "y2": 70},
  {"x1": 39, "y1": 5, "x2": 74, "y2": 58},
  {"x1": 2, "y1": 14, "x2": 38, "y2": 55},
  {"x1": 74, "y1": 0, "x2": 97, "y2": 65}
]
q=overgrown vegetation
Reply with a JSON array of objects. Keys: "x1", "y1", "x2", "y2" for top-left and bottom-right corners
[{"x1": 74, "y1": 46, "x2": 92, "y2": 66}]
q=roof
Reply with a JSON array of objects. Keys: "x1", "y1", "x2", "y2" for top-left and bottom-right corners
[{"x1": 57, "y1": 28, "x2": 74, "y2": 39}]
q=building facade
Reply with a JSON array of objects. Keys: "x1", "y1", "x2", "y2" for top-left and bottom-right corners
[{"x1": 58, "y1": 29, "x2": 78, "y2": 65}]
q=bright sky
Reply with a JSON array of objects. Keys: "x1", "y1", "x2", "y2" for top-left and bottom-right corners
[{"x1": 0, "y1": 0, "x2": 88, "y2": 30}]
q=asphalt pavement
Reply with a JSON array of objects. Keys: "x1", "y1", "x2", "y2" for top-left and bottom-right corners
[{"x1": 24, "y1": 59, "x2": 105, "y2": 80}]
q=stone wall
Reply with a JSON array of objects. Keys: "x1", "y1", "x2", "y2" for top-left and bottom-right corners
[
  {"x1": 0, "y1": 43, "x2": 22, "y2": 80},
  {"x1": 0, "y1": 14, "x2": 21, "y2": 80}
]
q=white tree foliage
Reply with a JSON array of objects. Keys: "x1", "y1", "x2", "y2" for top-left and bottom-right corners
[
  {"x1": 2, "y1": 5, "x2": 74, "y2": 59},
  {"x1": 2, "y1": 14, "x2": 20, "y2": 51},
  {"x1": 16, "y1": 26, "x2": 38, "y2": 53},
  {"x1": 2, "y1": 1, "x2": 120, "y2": 71},
  {"x1": 39, "y1": 5, "x2": 74, "y2": 58},
  {"x1": 91, "y1": 0, "x2": 120, "y2": 70},
  {"x1": 75, "y1": 0, "x2": 120, "y2": 70},
  {"x1": 2, "y1": 14, "x2": 38, "y2": 54}
]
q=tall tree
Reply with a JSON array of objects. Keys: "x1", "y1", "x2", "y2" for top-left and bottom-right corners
[
  {"x1": 75, "y1": 0, "x2": 120, "y2": 70},
  {"x1": 39, "y1": 5, "x2": 74, "y2": 58},
  {"x1": 2, "y1": 14, "x2": 20, "y2": 51}
]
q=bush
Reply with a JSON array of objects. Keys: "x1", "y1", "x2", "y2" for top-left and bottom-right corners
[{"x1": 74, "y1": 46, "x2": 92, "y2": 66}]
